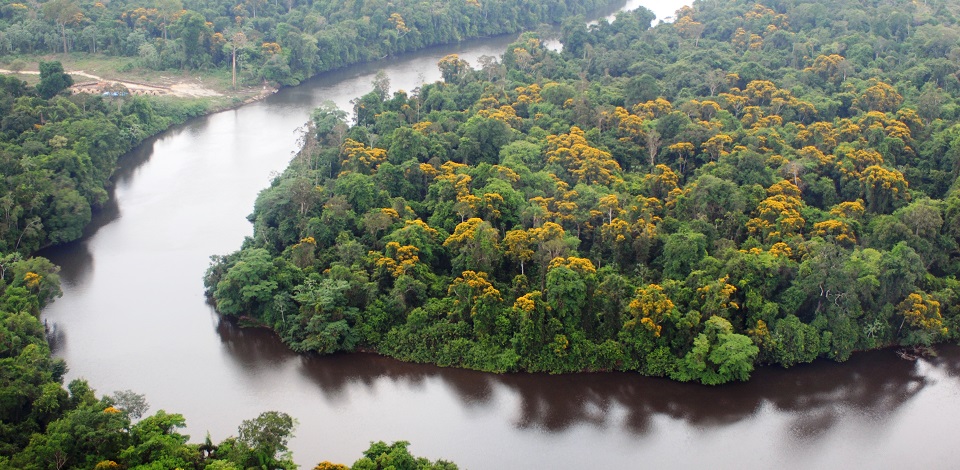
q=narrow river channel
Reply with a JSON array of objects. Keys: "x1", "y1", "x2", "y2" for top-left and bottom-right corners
[{"x1": 39, "y1": 1, "x2": 960, "y2": 467}]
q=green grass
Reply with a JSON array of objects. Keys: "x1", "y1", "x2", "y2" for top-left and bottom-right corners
[{"x1": 1, "y1": 53, "x2": 267, "y2": 102}]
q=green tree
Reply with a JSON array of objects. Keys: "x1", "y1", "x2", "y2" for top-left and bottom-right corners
[
  {"x1": 170, "y1": 11, "x2": 210, "y2": 68},
  {"x1": 16, "y1": 402, "x2": 131, "y2": 469},
  {"x1": 673, "y1": 316, "x2": 759, "y2": 385},
  {"x1": 41, "y1": 0, "x2": 81, "y2": 54},
  {"x1": 118, "y1": 410, "x2": 195, "y2": 468},
  {"x1": 237, "y1": 411, "x2": 297, "y2": 470},
  {"x1": 351, "y1": 441, "x2": 458, "y2": 470},
  {"x1": 213, "y1": 248, "x2": 279, "y2": 317},
  {"x1": 661, "y1": 229, "x2": 707, "y2": 280},
  {"x1": 457, "y1": 116, "x2": 513, "y2": 166},
  {"x1": 770, "y1": 315, "x2": 820, "y2": 367},
  {"x1": 36, "y1": 62, "x2": 74, "y2": 100}
]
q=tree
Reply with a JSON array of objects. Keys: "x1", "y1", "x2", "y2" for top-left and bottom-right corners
[
  {"x1": 42, "y1": 0, "x2": 82, "y2": 54},
  {"x1": 625, "y1": 284, "x2": 675, "y2": 337},
  {"x1": 546, "y1": 126, "x2": 622, "y2": 185},
  {"x1": 856, "y1": 81, "x2": 903, "y2": 112},
  {"x1": 311, "y1": 101, "x2": 349, "y2": 146},
  {"x1": 340, "y1": 139, "x2": 387, "y2": 175},
  {"x1": 861, "y1": 165, "x2": 909, "y2": 214},
  {"x1": 315, "y1": 462, "x2": 349, "y2": 470},
  {"x1": 457, "y1": 115, "x2": 513, "y2": 166},
  {"x1": 237, "y1": 411, "x2": 297, "y2": 469},
  {"x1": 673, "y1": 316, "x2": 759, "y2": 385},
  {"x1": 119, "y1": 410, "x2": 194, "y2": 468},
  {"x1": 108, "y1": 390, "x2": 149, "y2": 419},
  {"x1": 544, "y1": 260, "x2": 594, "y2": 329},
  {"x1": 503, "y1": 229, "x2": 534, "y2": 275},
  {"x1": 645, "y1": 129, "x2": 662, "y2": 166},
  {"x1": 10, "y1": 255, "x2": 63, "y2": 309},
  {"x1": 17, "y1": 403, "x2": 131, "y2": 469},
  {"x1": 746, "y1": 180, "x2": 806, "y2": 243},
  {"x1": 37, "y1": 61, "x2": 73, "y2": 99},
  {"x1": 443, "y1": 218, "x2": 500, "y2": 273},
  {"x1": 701, "y1": 133, "x2": 732, "y2": 161},
  {"x1": 213, "y1": 248, "x2": 278, "y2": 317},
  {"x1": 438, "y1": 54, "x2": 470, "y2": 84},
  {"x1": 170, "y1": 10, "x2": 210, "y2": 68},
  {"x1": 157, "y1": 0, "x2": 183, "y2": 42},
  {"x1": 897, "y1": 291, "x2": 946, "y2": 346},
  {"x1": 770, "y1": 315, "x2": 821, "y2": 367},
  {"x1": 228, "y1": 31, "x2": 248, "y2": 88},
  {"x1": 352, "y1": 441, "x2": 458, "y2": 470},
  {"x1": 661, "y1": 229, "x2": 707, "y2": 280},
  {"x1": 372, "y1": 70, "x2": 391, "y2": 102},
  {"x1": 447, "y1": 270, "x2": 503, "y2": 335}
]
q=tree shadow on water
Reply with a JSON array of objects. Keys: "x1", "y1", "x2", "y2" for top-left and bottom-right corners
[
  {"x1": 922, "y1": 345, "x2": 960, "y2": 380},
  {"x1": 214, "y1": 315, "x2": 299, "y2": 369},
  {"x1": 491, "y1": 347, "x2": 929, "y2": 439},
  {"x1": 214, "y1": 316, "x2": 938, "y2": 442},
  {"x1": 214, "y1": 317, "x2": 498, "y2": 407}
]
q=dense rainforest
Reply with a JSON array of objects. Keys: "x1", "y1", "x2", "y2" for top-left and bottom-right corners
[
  {"x1": 207, "y1": 0, "x2": 960, "y2": 386},
  {"x1": 0, "y1": 70, "x2": 468, "y2": 470},
  {"x1": 0, "y1": 258, "x2": 448, "y2": 470},
  {"x1": 1, "y1": 0, "x2": 626, "y2": 466},
  {"x1": 0, "y1": 274, "x2": 451, "y2": 470},
  {"x1": 0, "y1": 0, "x2": 608, "y2": 86},
  {"x1": 0, "y1": 65, "x2": 210, "y2": 255},
  {"x1": 0, "y1": 0, "x2": 620, "y2": 252}
]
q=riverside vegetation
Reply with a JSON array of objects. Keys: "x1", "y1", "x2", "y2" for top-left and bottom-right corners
[
  {"x1": 0, "y1": 64, "x2": 464, "y2": 470},
  {"x1": 0, "y1": 0, "x2": 607, "y2": 87},
  {"x1": 207, "y1": 0, "x2": 960, "y2": 387},
  {"x1": 1, "y1": 0, "x2": 627, "y2": 466},
  {"x1": 6, "y1": 0, "x2": 960, "y2": 467}
]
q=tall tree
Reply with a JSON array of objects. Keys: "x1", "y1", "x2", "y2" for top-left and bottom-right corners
[{"x1": 42, "y1": 0, "x2": 82, "y2": 54}]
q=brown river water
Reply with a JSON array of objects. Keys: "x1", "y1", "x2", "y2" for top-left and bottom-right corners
[{"x1": 39, "y1": 1, "x2": 960, "y2": 468}]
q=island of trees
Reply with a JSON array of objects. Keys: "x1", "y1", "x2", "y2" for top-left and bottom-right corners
[{"x1": 206, "y1": 0, "x2": 960, "y2": 386}]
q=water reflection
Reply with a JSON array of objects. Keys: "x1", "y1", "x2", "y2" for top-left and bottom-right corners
[
  {"x1": 39, "y1": 241, "x2": 94, "y2": 287},
  {"x1": 214, "y1": 314, "x2": 935, "y2": 444},
  {"x1": 924, "y1": 348, "x2": 960, "y2": 380},
  {"x1": 39, "y1": 134, "x2": 161, "y2": 281},
  {"x1": 113, "y1": 135, "x2": 159, "y2": 184},
  {"x1": 215, "y1": 315, "x2": 295, "y2": 370},
  {"x1": 46, "y1": 321, "x2": 67, "y2": 355}
]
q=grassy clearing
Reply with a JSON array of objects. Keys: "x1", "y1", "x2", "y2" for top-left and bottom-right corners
[{"x1": 0, "y1": 53, "x2": 267, "y2": 105}]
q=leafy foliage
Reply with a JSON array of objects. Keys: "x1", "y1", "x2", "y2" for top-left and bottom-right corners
[
  {"x1": 0, "y1": 250, "x2": 315, "y2": 467},
  {"x1": 0, "y1": 0, "x2": 609, "y2": 87},
  {"x1": 350, "y1": 441, "x2": 458, "y2": 470},
  {"x1": 208, "y1": 0, "x2": 960, "y2": 385},
  {"x1": 0, "y1": 69, "x2": 208, "y2": 255}
]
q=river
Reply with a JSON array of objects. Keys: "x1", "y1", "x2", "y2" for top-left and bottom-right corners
[{"x1": 39, "y1": 1, "x2": 960, "y2": 468}]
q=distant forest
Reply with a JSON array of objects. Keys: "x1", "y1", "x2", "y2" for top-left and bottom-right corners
[
  {"x1": 0, "y1": 0, "x2": 608, "y2": 85},
  {"x1": 207, "y1": 0, "x2": 960, "y2": 386}
]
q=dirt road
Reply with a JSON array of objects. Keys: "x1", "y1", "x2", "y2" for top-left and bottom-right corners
[{"x1": 0, "y1": 68, "x2": 222, "y2": 98}]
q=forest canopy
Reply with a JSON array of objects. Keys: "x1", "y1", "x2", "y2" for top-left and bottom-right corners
[
  {"x1": 1, "y1": 0, "x2": 610, "y2": 86},
  {"x1": 0, "y1": 70, "x2": 209, "y2": 254},
  {"x1": 0, "y1": 0, "x2": 635, "y2": 465},
  {"x1": 207, "y1": 0, "x2": 960, "y2": 385}
]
